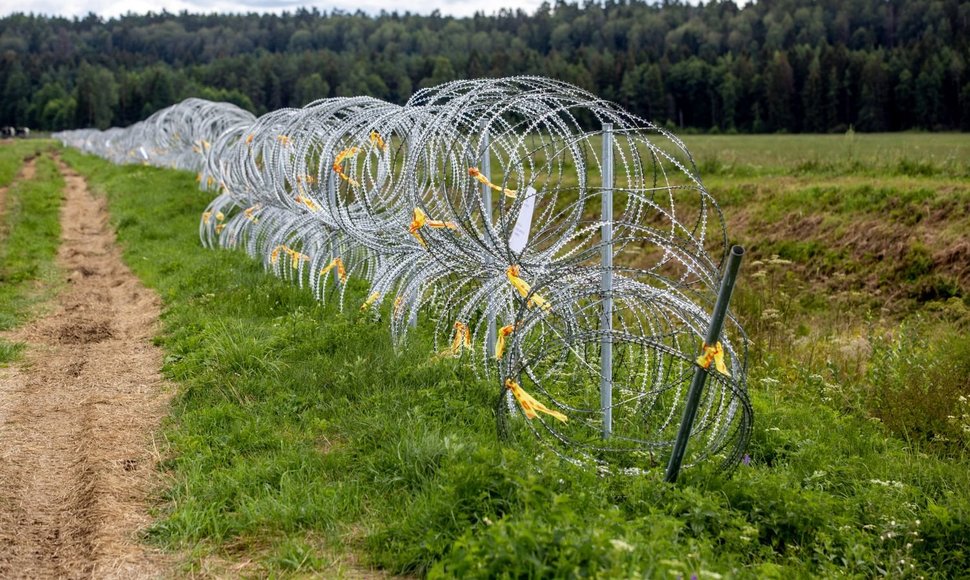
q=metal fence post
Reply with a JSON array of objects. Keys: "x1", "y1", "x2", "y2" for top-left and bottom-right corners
[
  {"x1": 482, "y1": 130, "x2": 497, "y2": 358},
  {"x1": 328, "y1": 173, "x2": 340, "y2": 289},
  {"x1": 600, "y1": 124, "x2": 614, "y2": 439},
  {"x1": 664, "y1": 245, "x2": 745, "y2": 482}
]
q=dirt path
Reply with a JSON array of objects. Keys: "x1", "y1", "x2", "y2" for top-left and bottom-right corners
[{"x1": 0, "y1": 156, "x2": 171, "y2": 578}]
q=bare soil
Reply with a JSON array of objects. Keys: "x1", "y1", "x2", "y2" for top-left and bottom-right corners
[
  {"x1": 20, "y1": 156, "x2": 37, "y2": 180},
  {"x1": 0, "y1": 156, "x2": 171, "y2": 578}
]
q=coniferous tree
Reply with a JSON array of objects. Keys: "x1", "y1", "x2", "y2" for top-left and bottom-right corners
[
  {"x1": 74, "y1": 62, "x2": 118, "y2": 129},
  {"x1": 766, "y1": 51, "x2": 795, "y2": 132}
]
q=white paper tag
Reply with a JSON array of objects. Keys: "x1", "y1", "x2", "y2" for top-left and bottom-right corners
[
  {"x1": 508, "y1": 186, "x2": 536, "y2": 254},
  {"x1": 139, "y1": 146, "x2": 149, "y2": 160}
]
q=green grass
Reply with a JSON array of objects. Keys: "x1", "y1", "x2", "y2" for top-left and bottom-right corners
[
  {"x1": 0, "y1": 141, "x2": 57, "y2": 363},
  {"x1": 0, "y1": 339, "x2": 25, "y2": 365},
  {"x1": 58, "y1": 133, "x2": 970, "y2": 578},
  {"x1": 683, "y1": 134, "x2": 970, "y2": 315},
  {"x1": 682, "y1": 132, "x2": 970, "y2": 178},
  {"x1": 0, "y1": 140, "x2": 45, "y2": 188},
  {"x1": 0, "y1": 149, "x2": 63, "y2": 332}
]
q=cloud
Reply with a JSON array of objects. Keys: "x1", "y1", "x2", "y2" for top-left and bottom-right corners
[{"x1": 5, "y1": 0, "x2": 548, "y2": 19}]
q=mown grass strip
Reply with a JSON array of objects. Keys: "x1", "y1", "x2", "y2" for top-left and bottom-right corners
[
  {"x1": 0, "y1": 140, "x2": 45, "y2": 188},
  {"x1": 63, "y1": 146, "x2": 970, "y2": 579},
  {"x1": 0, "y1": 151, "x2": 64, "y2": 336}
]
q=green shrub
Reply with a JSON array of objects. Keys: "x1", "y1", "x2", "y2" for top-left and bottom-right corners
[{"x1": 865, "y1": 320, "x2": 970, "y2": 453}]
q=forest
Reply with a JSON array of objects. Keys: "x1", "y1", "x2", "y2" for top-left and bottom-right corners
[{"x1": 1, "y1": 0, "x2": 969, "y2": 133}]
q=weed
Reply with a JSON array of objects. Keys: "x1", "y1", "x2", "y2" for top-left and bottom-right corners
[{"x1": 865, "y1": 320, "x2": 970, "y2": 454}]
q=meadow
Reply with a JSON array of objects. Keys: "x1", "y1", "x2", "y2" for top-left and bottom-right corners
[{"x1": 3, "y1": 133, "x2": 968, "y2": 577}]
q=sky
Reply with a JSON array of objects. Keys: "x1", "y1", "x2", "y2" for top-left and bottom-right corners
[{"x1": 1, "y1": 0, "x2": 550, "y2": 19}]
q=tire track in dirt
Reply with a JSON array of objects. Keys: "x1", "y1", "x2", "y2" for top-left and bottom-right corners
[{"x1": 0, "y1": 155, "x2": 171, "y2": 578}]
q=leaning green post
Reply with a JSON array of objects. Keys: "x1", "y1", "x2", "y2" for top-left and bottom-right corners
[{"x1": 664, "y1": 245, "x2": 745, "y2": 483}]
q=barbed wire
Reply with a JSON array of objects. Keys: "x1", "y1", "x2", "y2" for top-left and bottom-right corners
[{"x1": 56, "y1": 76, "x2": 752, "y2": 475}]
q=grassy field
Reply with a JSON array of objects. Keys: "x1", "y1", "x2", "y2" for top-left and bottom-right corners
[
  {"x1": 39, "y1": 133, "x2": 970, "y2": 577},
  {"x1": 684, "y1": 132, "x2": 970, "y2": 178}
]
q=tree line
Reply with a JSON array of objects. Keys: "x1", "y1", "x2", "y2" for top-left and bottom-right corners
[{"x1": 2, "y1": 0, "x2": 968, "y2": 132}]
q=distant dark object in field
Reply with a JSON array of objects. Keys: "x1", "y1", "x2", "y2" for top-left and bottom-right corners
[{"x1": 1, "y1": 127, "x2": 30, "y2": 138}]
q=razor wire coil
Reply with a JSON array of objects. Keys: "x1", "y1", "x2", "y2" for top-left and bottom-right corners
[{"x1": 56, "y1": 76, "x2": 752, "y2": 475}]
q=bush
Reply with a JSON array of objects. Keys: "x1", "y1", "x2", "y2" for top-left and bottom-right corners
[{"x1": 865, "y1": 320, "x2": 970, "y2": 453}]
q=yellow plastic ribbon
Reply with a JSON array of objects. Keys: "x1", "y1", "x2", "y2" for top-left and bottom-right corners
[
  {"x1": 393, "y1": 296, "x2": 404, "y2": 317},
  {"x1": 270, "y1": 245, "x2": 310, "y2": 269},
  {"x1": 290, "y1": 251, "x2": 310, "y2": 268},
  {"x1": 506, "y1": 265, "x2": 551, "y2": 311},
  {"x1": 468, "y1": 167, "x2": 517, "y2": 199},
  {"x1": 409, "y1": 208, "x2": 457, "y2": 247},
  {"x1": 495, "y1": 324, "x2": 516, "y2": 359},
  {"x1": 696, "y1": 342, "x2": 730, "y2": 377},
  {"x1": 361, "y1": 291, "x2": 380, "y2": 311},
  {"x1": 333, "y1": 146, "x2": 361, "y2": 186},
  {"x1": 296, "y1": 174, "x2": 317, "y2": 185},
  {"x1": 446, "y1": 321, "x2": 472, "y2": 357},
  {"x1": 277, "y1": 135, "x2": 291, "y2": 146},
  {"x1": 505, "y1": 379, "x2": 567, "y2": 423},
  {"x1": 202, "y1": 211, "x2": 226, "y2": 223},
  {"x1": 295, "y1": 195, "x2": 320, "y2": 212},
  {"x1": 214, "y1": 224, "x2": 226, "y2": 234},
  {"x1": 334, "y1": 146, "x2": 359, "y2": 165},
  {"x1": 244, "y1": 205, "x2": 260, "y2": 222},
  {"x1": 245, "y1": 134, "x2": 254, "y2": 145},
  {"x1": 320, "y1": 257, "x2": 347, "y2": 283},
  {"x1": 370, "y1": 130, "x2": 387, "y2": 150}
]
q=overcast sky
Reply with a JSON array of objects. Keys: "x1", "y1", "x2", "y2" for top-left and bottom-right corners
[{"x1": 1, "y1": 0, "x2": 549, "y2": 19}]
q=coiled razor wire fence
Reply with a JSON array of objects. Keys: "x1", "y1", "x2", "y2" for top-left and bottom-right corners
[{"x1": 56, "y1": 76, "x2": 752, "y2": 477}]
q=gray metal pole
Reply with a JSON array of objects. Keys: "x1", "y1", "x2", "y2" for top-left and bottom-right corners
[
  {"x1": 328, "y1": 174, "x2": 340, "y2": 289},
  {"x1": 664, "y1": 245, "x2": 745, "y2": 483},
  {"x1": 600, "y1": 124, "x2": 614, "y2": 439},
  {"x1": 482, "y1": 131, "x2": 497, "y2": 358}
]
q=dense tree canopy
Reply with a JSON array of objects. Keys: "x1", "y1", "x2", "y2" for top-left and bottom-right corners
[{"x1": 2, "y1": 0, "x2": 968, "y2": 132}]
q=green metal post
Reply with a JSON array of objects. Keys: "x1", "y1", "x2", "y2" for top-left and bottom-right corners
[{"x1": 664, "y1": 245, "x2": 744, "y2": 483}]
